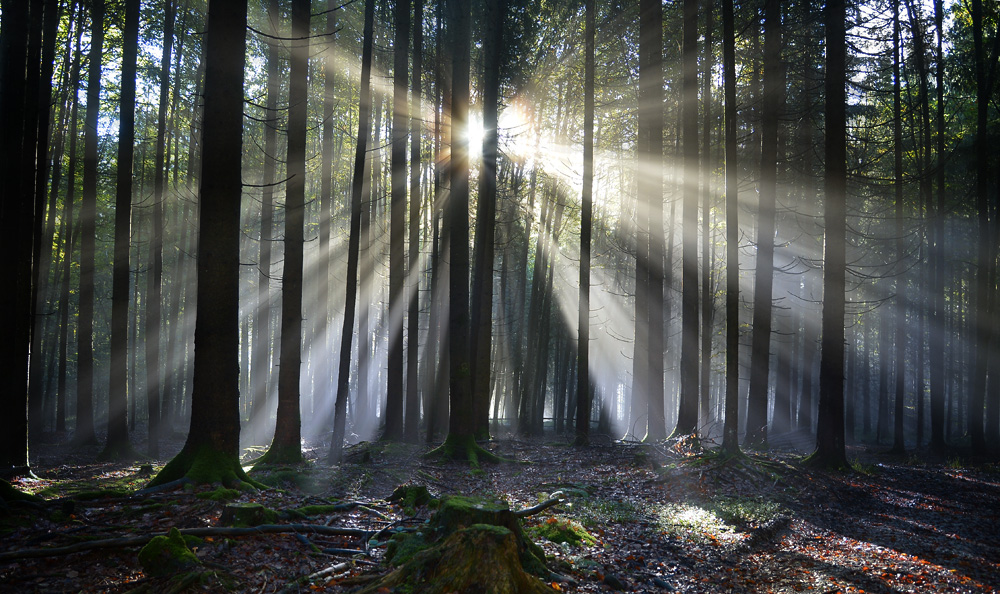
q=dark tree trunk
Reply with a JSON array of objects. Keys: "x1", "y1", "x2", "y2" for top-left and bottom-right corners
[
  {"x1": 386, "y1": 0, "x2": 411, "y2": 442},
  {"x1": 891, "y1": 0, "x2": 907, "y2": 455},
  {"x1": 75, "y1": 0, "x2": 105, "y2": 447},
  {"x1": 264, "y1": 0, "x2": 309, "y2": 465},
  {"x1": 146, "y1": 0, "x2": 175, "y2": 459},
  {"x1": 147, "y1": 0, "x2": 256, "y2": 488},
  {"x1": 101, "y1": 0, "x2": 141, "y2": 461},
  {"x1": 405, "y1": 0, "x2": 423, "y2": 443},
  {"x1": 251, "y1": 0, "x2": 282, "y2": 446},
  {"x1": 809, "y1": 0, "x2": 849, "y2": 469},
  {"x1": 745, "y1": 0, "x2": 781, "y2": 448},
  {"x1": 638, "y1": 0, "x2": 666, "y2": 441},
  {"x1": 929, "y1": 0, "x2": 947, "y2": 453},
  {"x1": 721, "y1": 0, "x2": 740, "y2": 457},
  {"x1": 471, "y1": 0, "x2": 505, "y2": 441},
  {"x1": 329, "y1": 0, "x2": 376, "y2": 464},
  {"x1": 700, "y1": 0, "x2": 715, "y2": 429},
  {"x1": 575, "y1": 0, "x2": 596, "y2": 446},
  {"x1": 676, "y1": 0, "x2": 700, "y2": 437}
]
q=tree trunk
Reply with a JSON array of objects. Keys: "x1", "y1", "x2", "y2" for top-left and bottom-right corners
[
  {"x1": 700, "y1": 0, "x2": 715, "y2": 429},
  {"x1": 264, "y1": 0, "x2": 310, "y2": 465},
  {"x1": 638, "y1": 0, "x2": 666, "y2": 441},
  {"x1": 575, "y1": 0, "x2": 596, "y2": 446},
  {"x1": 75, "y1": 0, "x2": 105, "y2": 447},
  {"x1": 676, "y1": 0, "x2": 700, "y2": 437},
  {"x1": 386, "y1": 0, "x2": 411, "y2": 442},
  {"x1": 148, "y1": 0, "x2": 258, "y2": 488},
  {"x1": 745, "y1": 0, "x2": 781, "y2": 448},
  {"x1": 329, "y1": 0, "x2": 376, "y2": 463},
  {"x1": 720, "y1": 0, "x2": 740, "y2": 457},
  {"x1": 809, "y1": 0, "x2": 849, "y2": 469},
  {"x1": 405, "y1": 0, "x2": 423, "y2": 443}
]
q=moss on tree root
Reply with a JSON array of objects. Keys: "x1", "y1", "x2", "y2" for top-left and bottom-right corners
[
  {"x1": 424, "y1": 433, "x2": 506, "y2": 467},
  {"x1": 250, "y1": 443, "x2": 303, "y2": 468},
  {"x1": 363, "y1": 524, "x2": 554, "y2": 594},
  {"x1": 146, "y1": 446, "x2": 265, "y2": 490}
]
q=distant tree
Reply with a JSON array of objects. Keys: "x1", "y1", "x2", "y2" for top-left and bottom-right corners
[
  {"x1": 101, "y1": 0, "x2": 141, "y2": 462},
  {"x1": 700, "y1": 0, "x2": 715, "y2": 429},
  {"x1": 147, "y1": 0, "x2": 260, "y2": 488},
  {"x1": 74, "y1": 0, "x2": 105, "y2": 447},
  {"x1": 261, "y1": 0, "x2": 310, "y2": 465},
  {"x1": 329, "y1": 0, "x2": 376, "y2": 464},
  {"x1": 808, "y1": 0, "x2": 849, "y2": 469},
  {"x1": 575, "y1": 0, "x2": 595, "y2": 446}
]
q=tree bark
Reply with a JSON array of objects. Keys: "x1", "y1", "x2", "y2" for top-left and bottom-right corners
[
  {"x1": 721, "y1": 0, "x2": 740, "y2": 457},
  {"x1": 405, "y1": 0, "x2": 423, "y2": 443}
]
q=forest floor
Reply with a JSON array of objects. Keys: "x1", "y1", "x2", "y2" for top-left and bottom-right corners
[{"x1": 1, "y1": 432, "x2": 999, "y2": 593}]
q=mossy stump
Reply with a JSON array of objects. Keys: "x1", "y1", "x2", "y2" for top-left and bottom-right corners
[
  {"x1": 363, "y1": 524, "x2": 553, "y2": 594},
  {"x1": 374, "y1": 495, "x2": 551, "y2": 593},
  {"x1": 138, "y1": 528, "x2": 201, "y2": 577},
  {"x1": 219, "y1": 502, "x2": 279, "y2": 527}
]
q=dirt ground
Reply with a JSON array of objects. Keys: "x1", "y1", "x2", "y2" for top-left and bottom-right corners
[{"x1": 2, "y1": 433, "x2": 999, "y2": 593}]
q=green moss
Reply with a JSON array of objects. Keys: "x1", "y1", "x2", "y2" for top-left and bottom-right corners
[
  {"x1": 219, "y1": 503, "x2": 280, "y2": 527},
  {"x1": 424, "y1": 433, "x2": 504, "y2": 467},
  {"x1": 385, "y1": 531, "x2": 431, "y2": 566},
  {"x1": 147, "y1": 445, "x2": 265, "y2": 490},
  {"x1": 250, "y1": 443, "x2": 304, "y2": 468},
  {"x1": 360, "y1": 525, "x2": 553, "y2": 594},
  {"x1": 138, "y1": 527, "x2": 201, "y2": 577},
  {"x1": 0, "y1": 480, "x2": 43, "y2": 504},
  {"x1": 388, "y1": 484, "x2": 435, "y2": 514},
  {"x1": 528, "y1": 516, "x2": 597, "y2": 547},
  {"x1": 195, "y1": 487, "x2": 241, "y2": 502}
]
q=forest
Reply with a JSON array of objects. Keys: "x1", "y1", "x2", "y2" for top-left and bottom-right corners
[{"x1": 1, "y1": 0, "x2": 999, "y2": 591}]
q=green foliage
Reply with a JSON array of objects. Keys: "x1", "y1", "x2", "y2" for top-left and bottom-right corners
[
  {"x1": 195, "y1": 487, "x2": 241, "y2": 502},
  {"x1": 388, "y1": 484, "x2": 435, "y2": 515}
]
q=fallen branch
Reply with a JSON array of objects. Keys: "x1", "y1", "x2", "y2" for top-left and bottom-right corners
[
  {"x1": 275, "y1": 560, "x2": 353, "y2": 594},
  {"x1": 0, "y1": 524, "x2": 373, "y2": 563},
  {"x1": 514, "y1": 497, "x2": 566, "y2": 518}
]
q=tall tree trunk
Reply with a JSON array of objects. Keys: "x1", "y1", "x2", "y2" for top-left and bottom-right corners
[
  {"x1": 471, "y1": 0, "x2": 505, "y2": 441},
  {"x1": 251, "y1": 0, "x2": 282, "y2": 446},
  {"x1": 891, "y1": 0, "x2": 907, "y2": 455},
  {"x1": 146, "y1": 0, "x2": 175, "y2": 459},
  {"x1": 968, "y1": 0, "x2": 989, "y2": 453},
  {"x1": 928, "y1": 0, "x2": 947, "y2": 453},
  {"x1": 265, "y1": 0, "x2": 310, "y2": 464},
  {"x1": 809, "y1": 0, "x2": 849, "y2": 468},
  {"x1": 721, "y1": 0, "x2": 740, "y2": 457},
  {"x1": 386, "y1": 0, "x2": 411, "y2": 441},
  {"x1": 75, "y1": 0, "x2": 105, "y2": 447},
  {"x1": 102, "y1": 0, "x2": 141, "y2": 461},
  {"x1": 329, "y1": 0, "x2": 376, "y2": 463},
  {"x1": 745, "y1": 0, "x2": 781, "y2": 448},
  {"x1": 147, "y1": 0, "x2": 257, "y2": 488},
  {"x1": 638, "y1": 0, "x2": 666, "y2": 441},
  {"x1": 676, "y1": 0, "x2": 700, "y2": 437},
  {"x1": 405, "y1": 0, "x2": 423, "y2": 443},
  {"x1": 700, "y1": 0, "x2": 715, "y2": 429},
  {"x1": 575, "y1": 0, "x2": 596, "y2": 445},
  {"x1": 317, "y1": 0, "x2": 337, "y2": 441}
]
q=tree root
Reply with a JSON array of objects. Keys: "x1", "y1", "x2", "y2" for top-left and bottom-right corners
[{"x1": 0, "y1": 524, "x2": 374, "y2": 563}]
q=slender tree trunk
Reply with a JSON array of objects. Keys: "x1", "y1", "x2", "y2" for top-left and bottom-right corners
[
  {"x1": 471, "y1": 0, "x2": 505, "y2": 441},
  {"x1": 386, "y1": 0, "x2": 411, "y2": 441},
  {"x1": 317, "y1": 0, "x2": 337, "y2": 441},
  {"x1": 329, "y1": 0, "x2": 376, "y2": 463},
  {"x1": 575, "y1": 0, "x2": 596, "y2": 445},
  {"x1": 405, "y1": 0, "x2": 423, "y2": 443},
  {"x1": 676, "y1": 0, "x2": 700, "y2": 437},
  {"x1": 720, "y1": 0, "x2": 740, "y2": 456},
  {"x1": 745, "y1": 0, "x2": 781, "y2": 448},
  {"x1": 969, "y1": 0, "x2": 989, "y2": 453},
  {"x1": 700, "y1": 0, "x2": 715, "y2": 429},
  {"x1": 891, "y1": 0, "x2": 907, "y2": 455},
  {"x1": 809, "y1": 0, "x2": 849, "y2": 468},
  {"x1": 638, "y1": 0, "x2": 666, "y2": 441},
  {"x1": 75, "y1": 0, "x2": 105, "y2": 447},
  {"x1": 265, "y1": 0, "x2": 309, "y2": 464},
  {"x1": 928, "y1": 0, "x2": 947, "y2": 453}
]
